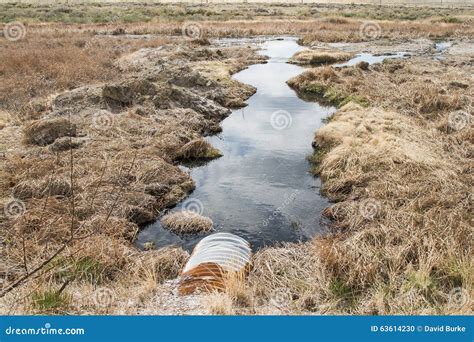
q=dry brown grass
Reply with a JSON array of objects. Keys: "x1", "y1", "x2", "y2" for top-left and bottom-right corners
[
  {"x1": 201, "y1": 271, "x2": 252, "y2": 314},
  {"x1": 0, "y1": 29, "x2": 170, "y2": 114},
  {"x1": 313, "y1": 103, "x2": 472, "y2": 314},
  {"x1": 176, "y1": 139, "x2": 222, "y2": 161},
  {"x1": 288, "y1": 57, "x2": 471, "y2": 118},
  {"x1": 202, "y1": 292, "x2": 234, "y2": 315},
  {"x1": 1, "y1": 13, "x2": 472, "y2": 315},
  {"x1": 289, "y1": 49, "x2": 354, "y2": 66},
  {"x1": 250, "y1": 54, "x2": 473, "y2": 314},
  {"x1": 79, "y1": 17, "x2": 469, "y2": 44},
  {"x1": 0, "y1": 25, "x2": 261, "y2": 314},
  {"x1": 161, "y1": 211, "x2": 213, "y2": 235},
  {"x1": 23, "y1": 118, "x2": 76, "y2": 146}
]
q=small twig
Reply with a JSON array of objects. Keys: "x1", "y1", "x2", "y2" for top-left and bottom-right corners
[
  {"x1": 69, "y1": 111, "x2": 75, "y2": 238},
  {"x1": 57, "y1": 279, "x2": 70, "y2": 295},
  {"x1": 21, "y1": 235, "x2": 28, "y2": 274}
]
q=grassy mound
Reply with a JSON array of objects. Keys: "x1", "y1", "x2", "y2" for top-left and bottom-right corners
[
  {"x1": 177, "y1": 139, "x2": 222, "y2": 161},
  {"x1": 161, "y1": 211, "x2": 213, "y2": 235},
  {"x1": 289, "y1": 49, "x2": 353, "y2": 66}
]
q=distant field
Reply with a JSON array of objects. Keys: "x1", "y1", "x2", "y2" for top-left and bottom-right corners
[
  {"x1": 0, "y1": 0, "x2": 473, "y2": 7},
  {"x1": 1, "y1": 1, "x2": 473, "y2": 24}
]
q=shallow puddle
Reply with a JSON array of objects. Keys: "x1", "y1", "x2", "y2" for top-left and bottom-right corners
[
  {"x1": 137, "y1": 38, "x2": 335, "y2": 251},
  {"x1": 334, "y1": 51, "x2": 408, "y2": 67}
]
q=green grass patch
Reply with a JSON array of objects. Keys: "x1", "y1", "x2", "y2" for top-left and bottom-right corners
[
  {"x1": 406, "y1": 270, "x2": 438, "y2": 295},
  {"x1": 440, "y1": 16, "x2": 462, "y2": 24},
  {"x1": 32, "y1": 290, "x2": 70, "y2": 312},
  {"x1": 53, "y1": 256, "x2": 107, "y2": 284},
  {"x1": 303, "y1": 83, "x2": 326, "y2": 96},
  {"x1": 307, "y1": 146, "x2": 331, "y2": 176},
  {"x1": 329, "y1": 278, "x2": 358, "y2": 311},
  {"x1": 338, "y1": 95, "x2": 370, "y2": 108},
  {"x1": 329, "y1": 278, "x2": 353, "y2": 299},
  {"x1": 301, "y1": 83, "x2": 369, "y2": 108}
]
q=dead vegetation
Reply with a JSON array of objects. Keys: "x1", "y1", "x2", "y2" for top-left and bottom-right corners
[
  {"x1": 0, "y1": 29, "x2": 171, "y2": 113},
  {"x1": 176, "y1": 139, "x2": 222, "y2": 161},
  {"x1": 161, "y1": 211, "x2": 213, "y2": 235},
  {"x1": 289, "y1": 49, "x2": 354, "y2": 66},
  {"x1": 0, "y1": 30, "x2": 261, "y2": 314},
  {"x1": 23, "y1": 118, "x2": 76, "y2": 146},
  {"x1": 288, "y1": 56, "x2": 472, "y2": 115},
  {"x1": 0, "y1": 4, "x2": 472, "y2": 315},
  {"x1": 249, "y1": 50, "x2": 473, "y2": 314},
  {"x1": 202, "y1": 292, "x2": 235, "y2": 315}
]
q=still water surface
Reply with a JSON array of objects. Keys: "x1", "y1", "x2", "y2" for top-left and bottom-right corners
[{"x1": 137, "y1": 38, "x2": 335, "y2": 251}]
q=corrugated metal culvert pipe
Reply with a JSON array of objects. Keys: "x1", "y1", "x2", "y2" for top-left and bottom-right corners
[{"x1": 179, "y1": 233, "x2": 251, "y2": 295}]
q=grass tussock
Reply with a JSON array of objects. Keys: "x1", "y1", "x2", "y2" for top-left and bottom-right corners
[
  {"x1": 289, "y1": 49, "x2": 353, "y2": 66},
  {"x1": 314, "y1": 105, "x2": 471, "y2": 313},
  {"x1": 288, "y1": 58, "x2": 469, "y2": 116},
  {"x1": 161, "y1": 211, "x2": 213, "y2": 235},
  {"x1": 31, "y1": 290, "x2": 71, "y2": 313},
  {"x1": 23, "y1": 118, "x2": 76, "y2": 146},
  {"x1": 202, "y1": 292, "x2": 234, "y2": 315},
  {"x1": 176, "y1": 139, "x2": 222, "y2": 161},
  {"x1": 201, "y1": 271, "x2": 252, "y2": 314},
  {"x1": 130, "y1": 247, "x2": 189, "y2": 284}
]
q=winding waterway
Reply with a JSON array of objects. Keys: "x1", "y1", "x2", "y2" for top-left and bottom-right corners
[{"x1": 137, "y1": 38, "x2": 336, "y2": 251}]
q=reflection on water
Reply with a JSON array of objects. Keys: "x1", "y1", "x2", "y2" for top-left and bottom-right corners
[
  {"x1": 334, "y1": 52, "x2": 408, "y2": 68},
  {"x1": 434, "y1": 41, "x2": 452, "y2": 60},
  {"x1": 137, "y1": 38, "x2": 335, "y2": 251}
]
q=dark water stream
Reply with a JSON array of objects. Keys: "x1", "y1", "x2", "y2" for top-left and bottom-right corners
[
  {"x1": 137, "y1": 38, "x2": 335, "y2": 251},
  {"x1": 136, "y1": 37, "x2": 411, "y2": 252}
]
